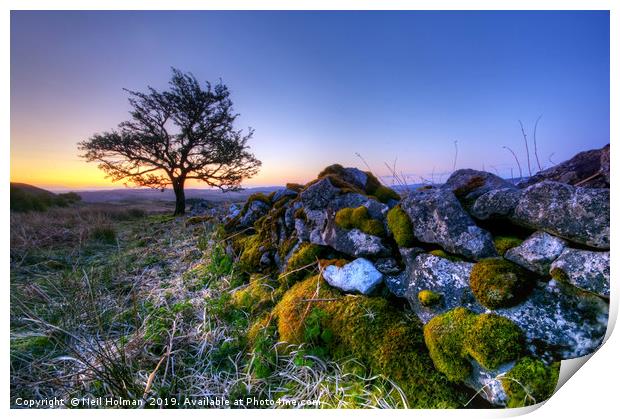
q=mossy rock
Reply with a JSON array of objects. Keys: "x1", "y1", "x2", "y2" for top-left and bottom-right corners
[
  {"x1": 335, "y1": 206, "x2": 385, "y2": 237},
  {"x1": 286, "y1": 183, "x2": 305, "y2": 192},
  {"x1": 470, "y1": 258, "x2": 535, "y2": 309},
  {"x1": 247, "y1": 192, "x2": 272, "y2": 206},
  {"x1": 423, "y1": 307, "x2": 476, "y2": 382},
  {"x1": 386, "y1": 205, "x2": 415, "y2": 247},
  {"x1": 423, "y1": 308, "x2": 524, "y2": 381},
  {"x1": 273, "y1": 276, "x2": 467, "y2": 408},
  {"x1": 465, "y1": 313, "x2": 524, "y2": 370},
  {"x1": 372, "y1": 185, "x2": 401, "y2": 203},
  {"x1": 233, "y1": 274, "x2": 276, "y2": 315},
  {"x1": 280, "y1": 243, "x2": 324, "y2": 286},
  {"x1": 273, "y1": 276, "x2": 470, "y2": 407},
  {"x1": 429, "y1": 249, "x2": 463, "y2": 262},
  {"x1": 418, "y1": 290, "x2": 442, "y2": 306},
  {"x1": 238, "y1": 234, "x2": 265, "y2": 273},
  {"x1": 503, "y1": 357, "x2": 560, "y2": 407},
  {"x1": 493, "y1": 236, "x2": 523, "y2": 256}
]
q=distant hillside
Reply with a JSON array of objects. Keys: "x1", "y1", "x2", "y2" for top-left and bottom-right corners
[
  {"x1": 76, "y1": 186, "x2": 282, "y2": 203},
  {"x1": 10, "y1": 183, "x2": 81, "y2": 212}
]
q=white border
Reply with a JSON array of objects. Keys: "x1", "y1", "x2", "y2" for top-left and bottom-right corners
[{"x1": 3, "y1": 1, "x2": 617, "y2": 418}]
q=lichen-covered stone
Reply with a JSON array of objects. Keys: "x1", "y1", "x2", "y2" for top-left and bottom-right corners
[
  {"x1": 238, "y1": 199, "x2": 271, "y2": 229},
  {"x1": 402, "y1": 254, "x2": 483, "y2": 323},
  {"x1": 471, "y1": 188, "x2": 522, "y2": 220},
  {"x1": 400, "y1": 188, "x2": 497, "y2": 260},
  {"x1": 511, "y1": 181, "x2": 609, "y2": 249},
  {"x1": 322, "y1": 224, "x2": 391, "y2": 258},
  {"x1": 373, "y1": 257, "x2": 401, "y2": 275},
  {"x1": 272, "y1": 187, "x2": 298, "y2": 203},
  {"x1": 504, "y1": 231, "x2": 566, "y2": 275},
  {"x1": 300, "y1": 177, "x2": 340, "y2": 210},
  {"x1": 550, "y1": 248, "x2": 610, "y2": 298},
  {"x1": 444, "y1": 169, "x2": 516, "y2": 209},
  {"x1": 323, "y1": 258, "x2": 383, "y2": 294},
  {"x1": 494, "y1": 280, "x2": 608, "y2": 361},
  {"x1": 518, "y1": 144, "x2": 609, "y2": 188}
]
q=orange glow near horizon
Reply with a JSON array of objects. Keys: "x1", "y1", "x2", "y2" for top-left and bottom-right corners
[{"x1": 10, "y1": 152, "x2": 316, "y2": 191}]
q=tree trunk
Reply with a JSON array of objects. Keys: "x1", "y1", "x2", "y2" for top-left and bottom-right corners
[{"x1": 173, "y1": 178, "x2": 186, "y2": 215}]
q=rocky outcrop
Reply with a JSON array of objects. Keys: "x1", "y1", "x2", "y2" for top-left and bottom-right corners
[
  {"x1": 470, "y1": 188, "x2": 522, "y2": 220},
  {"x1": 504, "y1": 232, "x2": 566, "y2": 275},
  {"x1": 222, "y1": 146, "x2": 609, "y2": 408},
  {"x1": 401, "y1": 254, "x2": 482, "y2": 323},
  {"x1": 444, "y1": 169, "x2": 516, "y2": 209},
  {"x1": 323, "y1": 258, "x2": 383, "y2": 294},
  {"x1": 518, "y1": 144, "x2": 609, "y2": 188},
  {"x1": 550, "y1": 249, "x2": 610, "y2": 298},
  {"x1": 401, "y1": 188, "x2": 497, "y2": 260},
  {"x1": 238, "y1": 199, "x2": 271, "y2": 228},
  {"x1": 495, "y1": 280, "x2": 608, "y2": 361},
  {"x1": 322, "y1": 225, "x2": 391, "y2": 258},
  {"x1": 511, "y1": 181, "x2": 609, "y2": 249}
]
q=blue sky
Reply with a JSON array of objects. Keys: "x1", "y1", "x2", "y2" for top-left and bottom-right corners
[{"x1": 11, "y1": 10, "x2": 610, "y2": 188}]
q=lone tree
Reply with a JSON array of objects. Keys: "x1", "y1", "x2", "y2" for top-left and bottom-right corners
[{"x1": 79, "y1": 68, "x2": 261, "y2": 215}]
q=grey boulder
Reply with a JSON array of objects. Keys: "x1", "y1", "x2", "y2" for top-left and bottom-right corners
[
  {"x1": 323, "y1": 258, "x2": 383, "y2": 294},
  {"x1": 511, "y1": 181, "x2": 609, "y2": 249},
  {"x1": 402, "y1": 254, "x2": 483, "y2": 323},
  {"x1": 444, "y1": 169, "x2": 516, "y2": 209},
  {"x1": 495, "y1": 280, "x2": 608, "y2": 361},
  {"x1": 401, "y1": 188, "x2": 497, "y2": 260},
  {"x1": 470, "y1": 188, "x2": 522, "y2": 220},
  {"x1": 518, "y1": 144, "x2": 609, "y2": 188},
  {"x1": 550, "y1": 248, "x2": 610, "y2": 298},
  {"x1": 504, "y1": 231, "x2": 566, "y2": 275},
  {"x1": 238, "y1": 200, "x2": 271, "y2": 228},
  {"x1": 322, "y1": 225, "x2": 391, "y2": 258}
]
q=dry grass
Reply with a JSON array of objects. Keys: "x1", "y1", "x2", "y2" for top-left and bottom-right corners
[{"x1": 11, "y1": 205, "x2": 410, "y2": 409}]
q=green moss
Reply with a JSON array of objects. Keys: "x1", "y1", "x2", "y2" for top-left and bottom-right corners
[
  {"x1": 423, "y1": 308, "x2": 476, "y2": 382},
  {"x1": 386, "y1": 205, "x2": 415, "y2": 247},
  {"x1": 247, "y1": 192, "x2": 272, "y2": 206},
  {"x1": 273, "y1": 276, "x2": 469, "y2": 407},
  {"x1": 281, "y1": 243, "x2": 324, "y2": 286},
  {"x1": 493, "y1": 236, "x2": 523, "y2": 256},
  {"x1": 238, "y1": 234, "x2": 264, "y2": 273},
  {"x1": 465, "y1": 313, "x2": 524, "y2": 370},
  {"x1": 363, "y1": 171, "x2": 383, "y2": 194},
  {"x1": 372, "y1": 185, "x2": 401, "y2": 203},
  {"x1": 278, "y1": 236, "x2": 298, "y2": 261},
  {"x1": 335, "y1": 206, "x2": 386, "y2": 237},
  {"x1": 286, "y1": 183, "x2": 304, "y2": 192},
  {"x1": 503, "y1": 357, "x2": 560, "y2": 408},
  {"x1": 233, "y1": 274, "x2": 276, "y2": 315},
  {"x1": 418, "y1": 290, "x2": 442, "y2": 306},
  {"x1": 429, "y1": 249, "x2": 463, "y2": 262},
  {"x1": 470, "y1": 258, "x2": 535, "y2": 309},
  {"x1": 424, "y1": 308, "x2": 524, "y2": 381},
  {"x1": 549, "y1": 267, "x2": 569, "y2": 283}
]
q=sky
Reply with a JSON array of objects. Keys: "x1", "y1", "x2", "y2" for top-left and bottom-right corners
[{"x1": 10, "y1": 10, "x2": 610, "y2": 190}]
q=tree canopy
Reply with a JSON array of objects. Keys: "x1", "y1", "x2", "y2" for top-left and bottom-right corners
[{"x1": 79, "y1": 68, "x2": 261, "y2": 214}]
